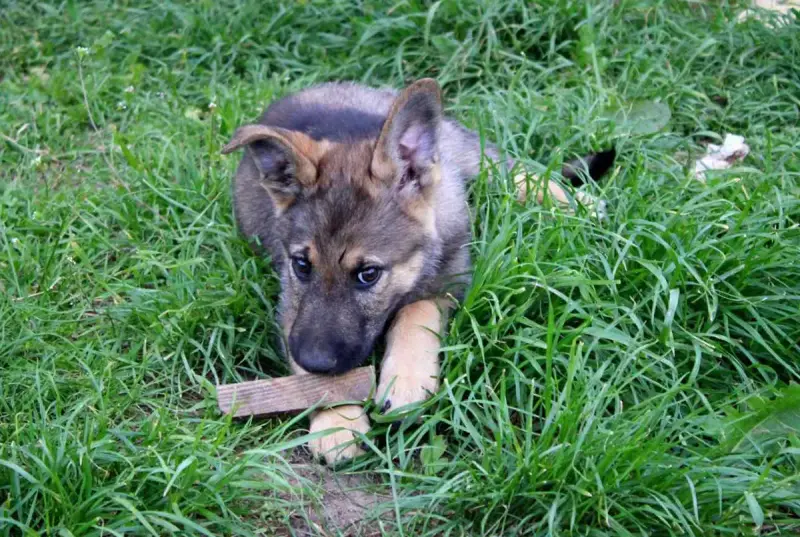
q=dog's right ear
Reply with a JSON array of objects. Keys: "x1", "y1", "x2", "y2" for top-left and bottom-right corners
[
  {"x1": 371, "y1": 79, "x2": 443, "y2": 200},
  {"x1": 222, "y1": 124, "x2": 325, "y2": 210}
]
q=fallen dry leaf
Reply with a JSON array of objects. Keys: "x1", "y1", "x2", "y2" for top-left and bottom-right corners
[
  {"x1": 694, "y1": 134, "x2": 750, "y2": 181},
  {"x1": 737, "y1": 0, "x2": 799, "y2": 25}
]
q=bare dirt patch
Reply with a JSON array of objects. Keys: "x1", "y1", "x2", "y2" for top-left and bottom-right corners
[{"x1": 282, "y1": 450, "x2": 393, "y2": 537}]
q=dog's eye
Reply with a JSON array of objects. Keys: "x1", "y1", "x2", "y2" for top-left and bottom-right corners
[
  {"x1": 292, "y1": 257, "x2": 312, "y2": 281},
  {"x1": 355, "y1": 267, "x2": 382, "y2": 288}
]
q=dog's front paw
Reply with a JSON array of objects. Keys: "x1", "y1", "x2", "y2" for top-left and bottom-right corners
[
  {"x1": 375, "y1": 352, "x2": 439, "y2": 414},
  {"x1": 308, "y1": 405, "x2": 370, "y2": 465}
]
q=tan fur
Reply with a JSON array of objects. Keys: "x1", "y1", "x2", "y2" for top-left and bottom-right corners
[
  {"x1": 388, "y1": 250, "x2": 425, "y2": 295},
  {"x1": 340, "y1": 246, "x2": 368, "y2": 272},
  {"x1": 369, "y1": 79, "x2": 444, "y2": 232},
  {"x1": 400, "y1": 162, "x2": 441, "y2": 235},
  {"x1": 317, "y1": 141, "x2": 382, "y2": 198},
  {"x1": 514, "y1": 170, "x2": 606, "y2": 218},
  {"x1": 307, "y1": 404, "x2": 370, "y2": 465},
  {"x1": 222, "y1": 125, "x2": 330, "y2": 187},
  {"x1": 307, "y1": 242, "x2": 320, "y2": 266},
  {"x1": 375, "y1": 299, "x2": 447, "y2": 412},
  {"x1": 224, "y1": 126, "x2": 380, "y2": 197},
  {"x1": 373, "y1": 78, "x2": 445, "y2": 231},
  {"x1": 288, "y1": 242, "x2": 320, "y2": 265},
  {"x1": 370, "y1": 78, "x2": 441, "y2": 188},
  {"x1": 400, "y1": 194, "x2": 437, "y2": 233},
  {"x1": 223, "y1": 125, "x2": 334, "y2": 211},
  {"x1": 514, "y1": 171, "x2": 570, "y2": 205}
]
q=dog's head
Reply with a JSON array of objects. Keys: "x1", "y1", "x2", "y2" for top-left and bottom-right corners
[{"x1": 223, "y1": 80, "x2": 445, "y2": 374}]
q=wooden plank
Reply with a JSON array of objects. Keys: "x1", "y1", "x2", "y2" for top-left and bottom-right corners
[{"x1": 217, "y1": 366, "x2": 375, "y2": 418}]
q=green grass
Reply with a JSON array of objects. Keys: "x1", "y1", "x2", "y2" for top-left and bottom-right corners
[{"x1": 2, "y1": 0, "x2": 799, "y2": 535}]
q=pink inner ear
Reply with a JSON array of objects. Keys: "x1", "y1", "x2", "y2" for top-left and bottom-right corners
[
  {"x1": 398, "y1": 122, "x2": 435, "y2": 167},
  {"x1": 398, "y1": 140, "x2": 414, "y2": 161}
]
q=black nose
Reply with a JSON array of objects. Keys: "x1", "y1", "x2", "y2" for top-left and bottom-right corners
[
  {"x1": 293, "y1": 349, "x2": 337, "y2": 374},
  {"x1": 289, "y1": 334, "x2": 356, "y2": 375}
]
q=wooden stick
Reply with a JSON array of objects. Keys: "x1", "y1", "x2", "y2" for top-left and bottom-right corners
[{"x1": 217, "y1": 366, "x2": 375, "y2": 418}]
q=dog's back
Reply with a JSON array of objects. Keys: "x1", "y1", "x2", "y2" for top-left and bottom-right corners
[
  {"x1": 258, "y1": 82, "x2": 397, "y2": 141},
  {"x1": 259, "y1": 80, "x2": 501, "y2": 174}
]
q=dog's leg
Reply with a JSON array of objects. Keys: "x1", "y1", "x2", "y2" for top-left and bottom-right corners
[
  {"x1": 512, "y1": 150, "x2": 616, "y2": 218},
  {"x1": 512, "y1": 170, "x2": 607, "y2": 219},
  {"x1": 477, "y1": 147, "x2": 614, "y2": 218},
  {"x1": 375, "y1": 299, "x2": 446, "y2": 413},
  {"x1": 289, "y1": 362, "x2": 370, "y2": 465}
]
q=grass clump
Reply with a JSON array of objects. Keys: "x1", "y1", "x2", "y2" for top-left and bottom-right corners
[{"x1": 1, "y1": 0, "x2": 799, "y2": 535}]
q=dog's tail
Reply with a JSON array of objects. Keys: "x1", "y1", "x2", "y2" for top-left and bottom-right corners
[{"x1": 561, "y1": 148, "x2": 617, "y2": 187}]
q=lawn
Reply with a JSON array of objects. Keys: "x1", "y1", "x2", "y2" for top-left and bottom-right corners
[{"x1": 1, "y1": 0, "x2": 799, "y2": 535}]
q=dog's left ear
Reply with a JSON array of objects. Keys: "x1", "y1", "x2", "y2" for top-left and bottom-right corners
[
  {"x1": 372, "y1": 79, "x2": 442, "y2": 200},
  {"x1": 222, "y1": 124, "x2": 327, "y2": 211}
]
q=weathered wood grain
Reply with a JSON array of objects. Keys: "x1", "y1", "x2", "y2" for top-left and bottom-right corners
[{"x1": 217, "y1": 366, "x2": 375, "y2": 418}]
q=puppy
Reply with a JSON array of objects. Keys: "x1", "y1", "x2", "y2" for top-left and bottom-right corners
[{"x1": 223, "y1": 79, "x2": 614, "y2": 463}]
